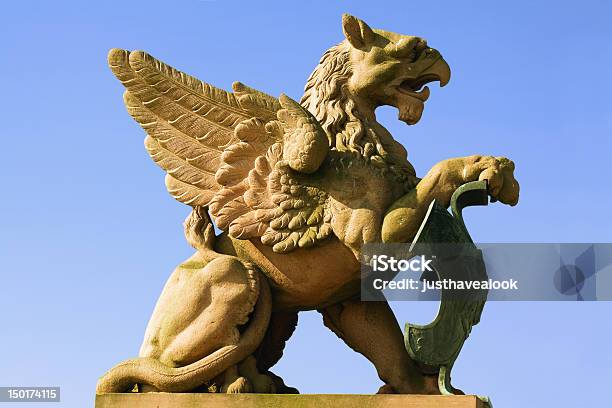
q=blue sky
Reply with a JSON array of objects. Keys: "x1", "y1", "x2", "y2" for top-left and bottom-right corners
[{"x1": 0, "y1": 1, "x2": 610, "y2": 407}]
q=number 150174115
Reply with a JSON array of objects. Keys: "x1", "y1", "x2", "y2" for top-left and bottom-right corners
[{"x1": 0, "y1": 387, "x2": 60, "y2": 402}]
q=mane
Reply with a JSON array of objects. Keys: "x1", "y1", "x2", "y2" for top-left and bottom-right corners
[
  {"x1": 300, "y1": 43, "x2": 417, "y2": 183},
  {"x1": 300, "y1": 43, "x2": 369, "y2": 155}
]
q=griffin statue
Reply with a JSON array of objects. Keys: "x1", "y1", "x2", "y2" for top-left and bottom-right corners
[{"x1": 97, "y1": 14, "x2": 519, "y2": 395}]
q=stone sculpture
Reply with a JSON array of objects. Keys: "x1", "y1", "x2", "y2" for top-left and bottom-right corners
[{"x1": 97, "y1": 14, "x2": 519, "y2": 396}]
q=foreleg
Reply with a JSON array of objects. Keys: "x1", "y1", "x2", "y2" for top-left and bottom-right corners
[{"x1": 382, "y1": 155, "x2": 519, "y2": 243}]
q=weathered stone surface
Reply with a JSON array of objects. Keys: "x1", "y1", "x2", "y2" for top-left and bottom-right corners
[
  {"x1": 98, "y1": 12, "x2": 519, "y2": 397},
  {"x1": 96, "y1": 393, "x2": 488, "y2": 408}
]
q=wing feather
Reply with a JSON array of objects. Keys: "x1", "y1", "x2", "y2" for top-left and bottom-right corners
[
  {"x1": 165, "y1": 175, "x2": 213, "y2": 207},
  {"x1": 144, "y1": 136, "x2": 218, "y2": 191},
  {"x1": 232, "y1": 81, "x2": 281, "y2": 122},
  {"x1": 127, "y1": 51, "x2": 247, "y2": 148},
  {"x1": 108, "y1": 48, "x2": 257, "y2": 207},
  {"x1": 109, "y1": 48, "x2": 333, "y2": 253},
  {"x1": 124, "y1": 91, "x2": 219, "y2": 174}
]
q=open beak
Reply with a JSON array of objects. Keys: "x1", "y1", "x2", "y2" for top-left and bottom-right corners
[
  {"x1": 396, "y1": 53, "x2": 451, "y2": 102},
  {"x1": 419, "y1": 56, "x2": 451, "y2": 87},
  {"x1": 394, "y1": 51, "x2": 451, "y2": 125}
]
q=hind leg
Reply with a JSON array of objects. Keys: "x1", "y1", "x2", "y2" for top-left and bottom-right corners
[
  {"x1": 132, "y1": 255, "x2": 263, "y2": 392},
  {"x1": 319, "y1": 299, "x2": 439, "y2": 394},
  {"x1": 253, "y1": 311, "x2": 299, "y2": 393},
  {"x1": 96, "y1": 237, "x2": 273, "y2": 394},
  {"x1": 140, "y1": 255, "x2": 259, "y2": 366}
]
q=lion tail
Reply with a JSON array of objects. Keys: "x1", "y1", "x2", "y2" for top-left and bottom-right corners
[{"x1": 95, "y1": 272, "x2": 272, "y2": 393}]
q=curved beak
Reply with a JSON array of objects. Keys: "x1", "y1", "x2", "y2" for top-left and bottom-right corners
[{"x1": 420, "y1": 56, "x2": 451, "y2": 87}]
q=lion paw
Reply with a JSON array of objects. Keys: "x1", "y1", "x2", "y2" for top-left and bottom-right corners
[
  {"x1": 238, "y1": 355, "x2": 277, "y2": 393},
  {"x1": 223, "y1": 376, "x2": 252, "y2": 394},
  {"x1": 466, "y1": 155, "x2": 520, "y2": 206}
]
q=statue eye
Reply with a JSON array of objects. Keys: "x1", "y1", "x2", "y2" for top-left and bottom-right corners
[
  {"x1": 414, "y1": 39, "x2": 428, "y2": 54},
  {"x1": 391, "y1": 38, "x2": 418, "y2": 60},
  {"x1": 391, "y1": 38, "x2": 428, "y2": 62}
]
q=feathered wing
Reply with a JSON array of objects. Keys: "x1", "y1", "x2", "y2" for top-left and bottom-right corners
[
  {"x1": 108, "y1": 48, "x2": 253, "y2": 205},
  {"x1": 108, "y1": 49, "x2": 332, "y2": 253},
  {"x1": 210, "y1": 94, "x2": 333, "y2": 253}
]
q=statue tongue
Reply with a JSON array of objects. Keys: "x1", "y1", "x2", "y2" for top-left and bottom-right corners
[{"x1": 398, "y1": 102, "x2": 424, "y2": 125}]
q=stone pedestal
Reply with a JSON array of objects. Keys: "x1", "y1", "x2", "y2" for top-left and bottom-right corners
[{"x1": 96, "y1": 393, "x2": 489, "y2": 408}]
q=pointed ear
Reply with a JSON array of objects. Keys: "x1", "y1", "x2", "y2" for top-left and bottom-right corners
[{"x1": 342, "y1": 14, "x2": 376, "y2": 50}]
